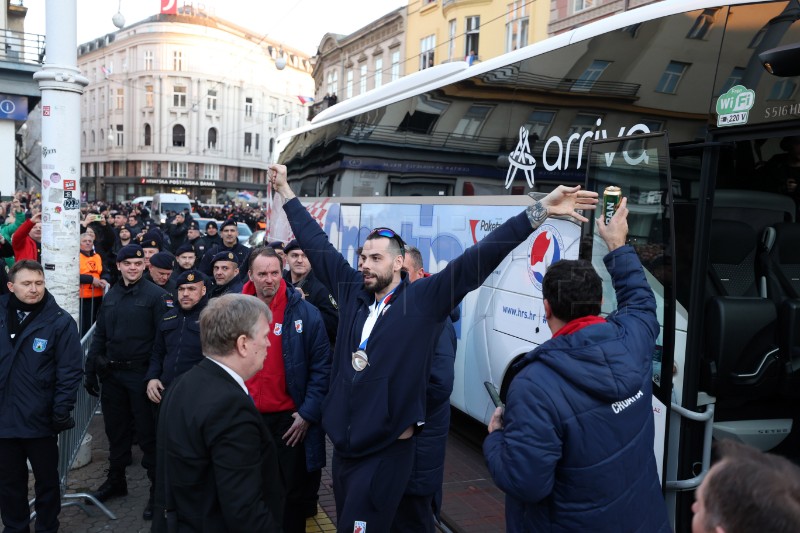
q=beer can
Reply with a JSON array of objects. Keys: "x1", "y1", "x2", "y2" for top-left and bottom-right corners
[{"x1": 603, "y1": 186, "x2": 622, "y2": 225}]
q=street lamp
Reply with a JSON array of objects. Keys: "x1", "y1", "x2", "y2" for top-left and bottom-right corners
[
  {"x1": 275, "y1": 47, "x2": 286, "y2": 70},
  {"x1": 112, "y1": 0, "x2": 125, "y2": 29}
]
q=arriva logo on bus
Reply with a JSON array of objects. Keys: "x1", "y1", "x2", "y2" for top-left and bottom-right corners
[{"x1": 505, "y1": 120, "x2": 653, "y2": 189}]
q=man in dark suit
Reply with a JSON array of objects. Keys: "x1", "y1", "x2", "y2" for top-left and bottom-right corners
[{"x1": 153, "y1": 293, "x2": 284, "y2": 532}]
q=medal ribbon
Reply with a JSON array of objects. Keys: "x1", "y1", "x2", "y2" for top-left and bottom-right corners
[{"x1": 358, "y1": 287, "x2": 397, "y2": 351}]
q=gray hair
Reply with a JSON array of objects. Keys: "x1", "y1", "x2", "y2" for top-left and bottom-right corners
[
  {"x1": 404, "y1": 245, "x2": 423, "y2": 271},
  {"x1": 199, "y1": 294, "x2": 271, "y2": 357}
]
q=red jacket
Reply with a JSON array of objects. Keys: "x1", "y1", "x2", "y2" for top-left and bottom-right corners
[{"x1": 12, "y1": 218, "x2": 39, "y2": 262}]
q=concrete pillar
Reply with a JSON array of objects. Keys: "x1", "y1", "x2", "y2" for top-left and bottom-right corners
[{"x1": 32, "y1": 0, "x2": 89, "y2": 318}]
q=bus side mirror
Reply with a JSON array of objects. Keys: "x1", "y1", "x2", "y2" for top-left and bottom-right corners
[{"x1": 759, "y1": 42, "x2": 800, "y2": 77}]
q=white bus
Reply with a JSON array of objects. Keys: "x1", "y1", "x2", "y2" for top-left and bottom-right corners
[{"x1": 269, "y1": 1, "x2": 800, "y2": 530}]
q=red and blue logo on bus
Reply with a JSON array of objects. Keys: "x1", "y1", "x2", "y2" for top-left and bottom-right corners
[{"x1": 527, "y1": 223, "x2": 564, "y2": 291}]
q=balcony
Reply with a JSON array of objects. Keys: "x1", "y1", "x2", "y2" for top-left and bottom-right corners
[{"x1": 0, "y1": 29, "x2": 45, "y2": 66}]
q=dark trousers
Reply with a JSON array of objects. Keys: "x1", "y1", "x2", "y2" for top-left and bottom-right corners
[
  {"x1": 390, "y1": 493, "x2": 435, "y2": 533},
  {"x1": 101, "y1": 369, "x2": 156, "y2": 478},
  {"x1": 302, "y1": 468, "x2": 322, "y2": 514},
  {"x1": 261, "y1": 411, "x2": 307, "y2": 533},
  {"x1": 0, "y1": 437, "x2": 60, "y2": 533},
  {"x1": 332, "y1": 438, "x2": 414, "y2": 533}
]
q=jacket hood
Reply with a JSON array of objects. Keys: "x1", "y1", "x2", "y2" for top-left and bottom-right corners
[{"x1": 521, "y1": 321, "x2": 647, "y2": 402}]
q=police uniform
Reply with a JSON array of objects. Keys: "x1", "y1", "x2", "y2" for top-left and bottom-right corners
[
  {"x1": 208, "y1": 251, "x2": 244, "y2": 298},
  {"x1": 85, "y1": 244, "x2": 172, "y2": 517},
  {"x1": 198, "y1": 220, "x2": 250, "y2": 283},
  {"x1": 145, "y1": 270, "x2": 208, "y2": 390}
]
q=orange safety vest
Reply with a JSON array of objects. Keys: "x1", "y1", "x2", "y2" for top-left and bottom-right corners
[{"x1": 79, "y1": 252, "x2": 104, "y2": 298}]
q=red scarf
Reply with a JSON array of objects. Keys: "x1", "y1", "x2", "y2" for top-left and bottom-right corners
[
  {"x1": 244, "y1": 278, "x2": 296, "y2": 413},
  {"x1": 552, "y1": 315, "x2": 607, "y2": 338}
]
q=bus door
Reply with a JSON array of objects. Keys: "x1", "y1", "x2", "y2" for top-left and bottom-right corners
[
  {"x1": 671, "y1": 126, "x2": 800, "y2": 531},
  {"x1": 582, "y1": 132, "x2": 677, "y2": 485}
]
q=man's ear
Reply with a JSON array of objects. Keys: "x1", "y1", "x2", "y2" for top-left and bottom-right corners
[
  {"x1": 543, "y1": 299, "x2": 552, "y2": 319},
  {"x1": 393, "y1": 254, "x2": 404, "y2": 272}
]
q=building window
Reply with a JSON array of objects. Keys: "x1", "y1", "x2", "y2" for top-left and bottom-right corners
[
  {"x1": 115, "y1": 88, "x2": 124, "y2": 110},
  {"x1": 327, "y1": 70, "x2": 338, "y2": 96},
  {"x1": 245, "y1": 97, "x2": 253, "y2": 117},
  {"x1": 91, "y1": 130, "x2": 96, "y2": 149},
  {"x1": 524, "y1": 110, "x2": 556, "y2": 139},
  {"x1": 145, "y1": 85, "x2": 154, "y2": 107},
  {"x1": 448, "y1": 19, "x2": 457, "y2": 61},
  {"x1": 143, "y1": 161, "x2": 153, "y2": 177},
  {"x1": 420, "y1": 35, "x2": 436, "y2": 70},
  {"x1": 687, "y1": 8, "x2": 719, "y2": 40},
  {"x1": 173, "y1": 50, "x2": 183, "y2": 71},
  {"x1": 346, "y1": 70, "x2": 353, "y2": 99},
  {"x1": 572, "y1": 60, "x2": 611, "y2": 92},
  {"x1": 244, "y1": 132, "x2": 252, "y2": 153},
  {"x1": 240, "y1": 168, "x2": 253, "y2": 183},
  {"x1": 269, "y1": 137, "x2": 275, "y2": 153},
  {"x1": 454, "y1": 104, "x2": 492, "y2": 137},
  {"x1": 208, "y1": 127, "x2": 217, "y2": 149},
  {"x1": 100, "y1": 128, "x2": 104, "y2": 147},
  {"x1": 172, "y1": 124, "x2": 186, "y2": 147},
  {"x1": 721, "y1": 67, "x2": 745, "y2": 93},
  {"x1": 82, "y1": 131, "x2": 86, "y2": 150},
  {"x1": 269, "y1": 97, "x2": 279, "y2": 121},
  {"x1": 465, "y1": 16, "x2": 480, "y2": 58},
  {"x1": 656, "y1": 61, "x2": 690, "y2": 94},
  {"x1": 391, "y1": 51, "x2": 400, "y2": 81},
  {"x1": 169, "y1": 161, "x2": 187, "y2": 179},
  {"x1": 769, "y1": 79, "x2": 797, "y2": 100},
  {"x1": 374, "y1": 58, "x2": 383, "y2": 89},
  {"x1": 115, "y1": 125, "x2": 123, "y2": 146},
  {"x1": 144, "y1": 50, "x2": 154, "y2": 70},
  {"x1": 506, "y1": 2, "x2": 529, "y2": 53},
  {"x1": 143, "y1": 123, "x2": 152, "y2": 146},
  {"x1": 204, "y1": 164, "x2": 219, "y2": 180},
  {"x1": 360, "y1": 64, "x2": 368, "y2": 94},
  {"x1": 207, "y1": 89, "x2": 217, "y2": 110},
  {"x1": 568, "y1": 113, "x2": 602, "y2": 137},
  {"x1": 573, "y1": 0, "x2": 594, "y2": 13},
  {"x1": 255, "y1": 133, "x2": 260, "y2": 152},
  {"x1": 173, "y1": 86, "x2": 187, "y2": 107}
]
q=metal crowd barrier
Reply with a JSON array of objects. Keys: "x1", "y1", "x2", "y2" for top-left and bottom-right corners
[{"x1": 29, "y1": 323, "x2": 117, "y2": 522}]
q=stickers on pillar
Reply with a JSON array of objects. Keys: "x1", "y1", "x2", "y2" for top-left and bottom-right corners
[
  {"x1": 42, "y1": 106, "x2": 51, "y2": 117},
  {"x1": 63, "y1": 197, "x2": 80, "y2": 210},
  {"x1": 716, "y1": 85, "x2": 755, "y2": 127},
  {"x1": 64, "y1": 180, "x2": 76, "y2": 191},
  {"x1": 50, "y1": 172, "x2": 61, "y2": 184}
]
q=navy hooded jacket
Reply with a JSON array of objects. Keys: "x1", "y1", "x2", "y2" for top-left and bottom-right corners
[
  {"x1": 0, "y1": 291, "x2": 83, "y2": 438},
  {"x1": 483, "y1": 246, "x2": 671, "y2": 533},
  {"x1": 283, "y1": 198, "x2": 534, "y2": 458}
]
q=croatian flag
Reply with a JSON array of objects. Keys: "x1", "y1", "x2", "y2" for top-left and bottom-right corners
[
  {"x1": 297, "y1": 96, "x2": 315, "y2": 105},
  {"x1": 237, "y1": 191, "x2": 254, "y2": 201},
  {"x1": 101, "y1": 65, "x2": 110, "y2": 77}
]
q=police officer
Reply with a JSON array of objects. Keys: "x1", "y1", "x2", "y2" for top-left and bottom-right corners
[
  {"x1": 196, "y1": 220, "x2": 222, "y2": 257},
  {"x1": 138, "y1": 231, "x2": 162, "y2": 268},
  {"x1": 209, "y1": 251, "x2": 243, "y2": 298},
  {"x1": 147, "y1": 251, "x2": 178, "y2": 300},
  {"x1": 185, "y1": 222, "x2": 204, "y2": 263},
  {"x1": 171, "y1": 242, "x2": 197, "y2": 283},
  {"x1": 145, "y1": 270, "x2": 208, "y2": 405},
  {"x1": 85, "y1": 244, "x2": 172, "y2": 521},
  {"x1": 283, "y1": 240, "x2": 338, "y2": 346},
  {"x1": 199, "y1": 219, "x2": 249, "y2": 283}
]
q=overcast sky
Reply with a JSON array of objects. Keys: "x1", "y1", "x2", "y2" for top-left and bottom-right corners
[{"x1": 23, "y1": 0, "x2": 405, "y2": 56}]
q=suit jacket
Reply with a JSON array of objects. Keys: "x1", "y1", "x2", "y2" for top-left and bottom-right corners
[{"x1": 153, "y1": 358, "x2": 284, "y2": 533}]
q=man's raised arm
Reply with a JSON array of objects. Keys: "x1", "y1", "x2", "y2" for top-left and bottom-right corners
[{"x1": 268, "y1": 164, "x2": 359, "y2": 293}]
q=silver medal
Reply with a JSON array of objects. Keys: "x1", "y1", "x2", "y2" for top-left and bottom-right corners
[{"x1": 352, "y1": 350, "x2": 369, "y2": 371}]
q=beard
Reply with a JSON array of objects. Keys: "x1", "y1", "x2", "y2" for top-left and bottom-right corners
[{"x1": 363, "y1": 268, "x2": 393, "y2": 295}]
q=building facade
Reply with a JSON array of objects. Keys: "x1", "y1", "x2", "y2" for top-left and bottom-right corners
[
  {"x1": 308, "y1": 7, "x2": 406, "y2": 121},
  {"x1": 77, "y1": 6, "x2": 313, "y2": 204},
  {"x1": 1, "y1": 0, "x2": 43, "y2": 198},
  {"x1": 405, "y1": 0, "x2": 550, "y2": 74},
  {"x1": 549, "y1": 0, "x2": 661, "y2": 35}
]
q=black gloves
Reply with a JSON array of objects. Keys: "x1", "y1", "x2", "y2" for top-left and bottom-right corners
[
  {"x1": 52, "y1": 413, "x2": 75, "y2": 433},
  {"x1": 84, "y1": 373, "x2": 100, "y2": 397}
]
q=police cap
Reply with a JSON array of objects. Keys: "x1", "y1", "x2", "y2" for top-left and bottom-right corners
[
  {"x1": 116, "y1": 244, "x2": 145, "y2": 262},
  {"x1": 140, "y1": 231, "x2": 162, "y2": 250},
  {"x1": 175, "y1": 269, "x2": 206, "y2": 286},
  {"x1": 175, "y1": 243, "x2": 196, "y2": 257},
  {"x1": 283, "y1": 240, "x2": 301, "y2": 254},
  {"x1": 268, "y1": 240, "x2": 285, "y2": 251},
  {"x1": 211, "y1": 250, "x2": 238, "y2": 266},
  {"x1": 150, "y1": 251, "x2": 175, "y2": 270},
  {"x1": 220, "y1": 219, "x2": 237, "y2": 231}
]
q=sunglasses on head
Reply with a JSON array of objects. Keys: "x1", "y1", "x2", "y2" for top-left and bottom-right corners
[{"x1": 369, "y1": 227, "x2": 405, "y2": 253}]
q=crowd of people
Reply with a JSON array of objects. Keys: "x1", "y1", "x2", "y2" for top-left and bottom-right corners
[{"x1": 2, "y1": 170, "x2": 800, "y2": 533}]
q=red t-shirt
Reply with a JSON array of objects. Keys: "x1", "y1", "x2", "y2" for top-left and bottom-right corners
[{"x1": 244, "y1": 278, "x2": 296, "y2": 413}]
